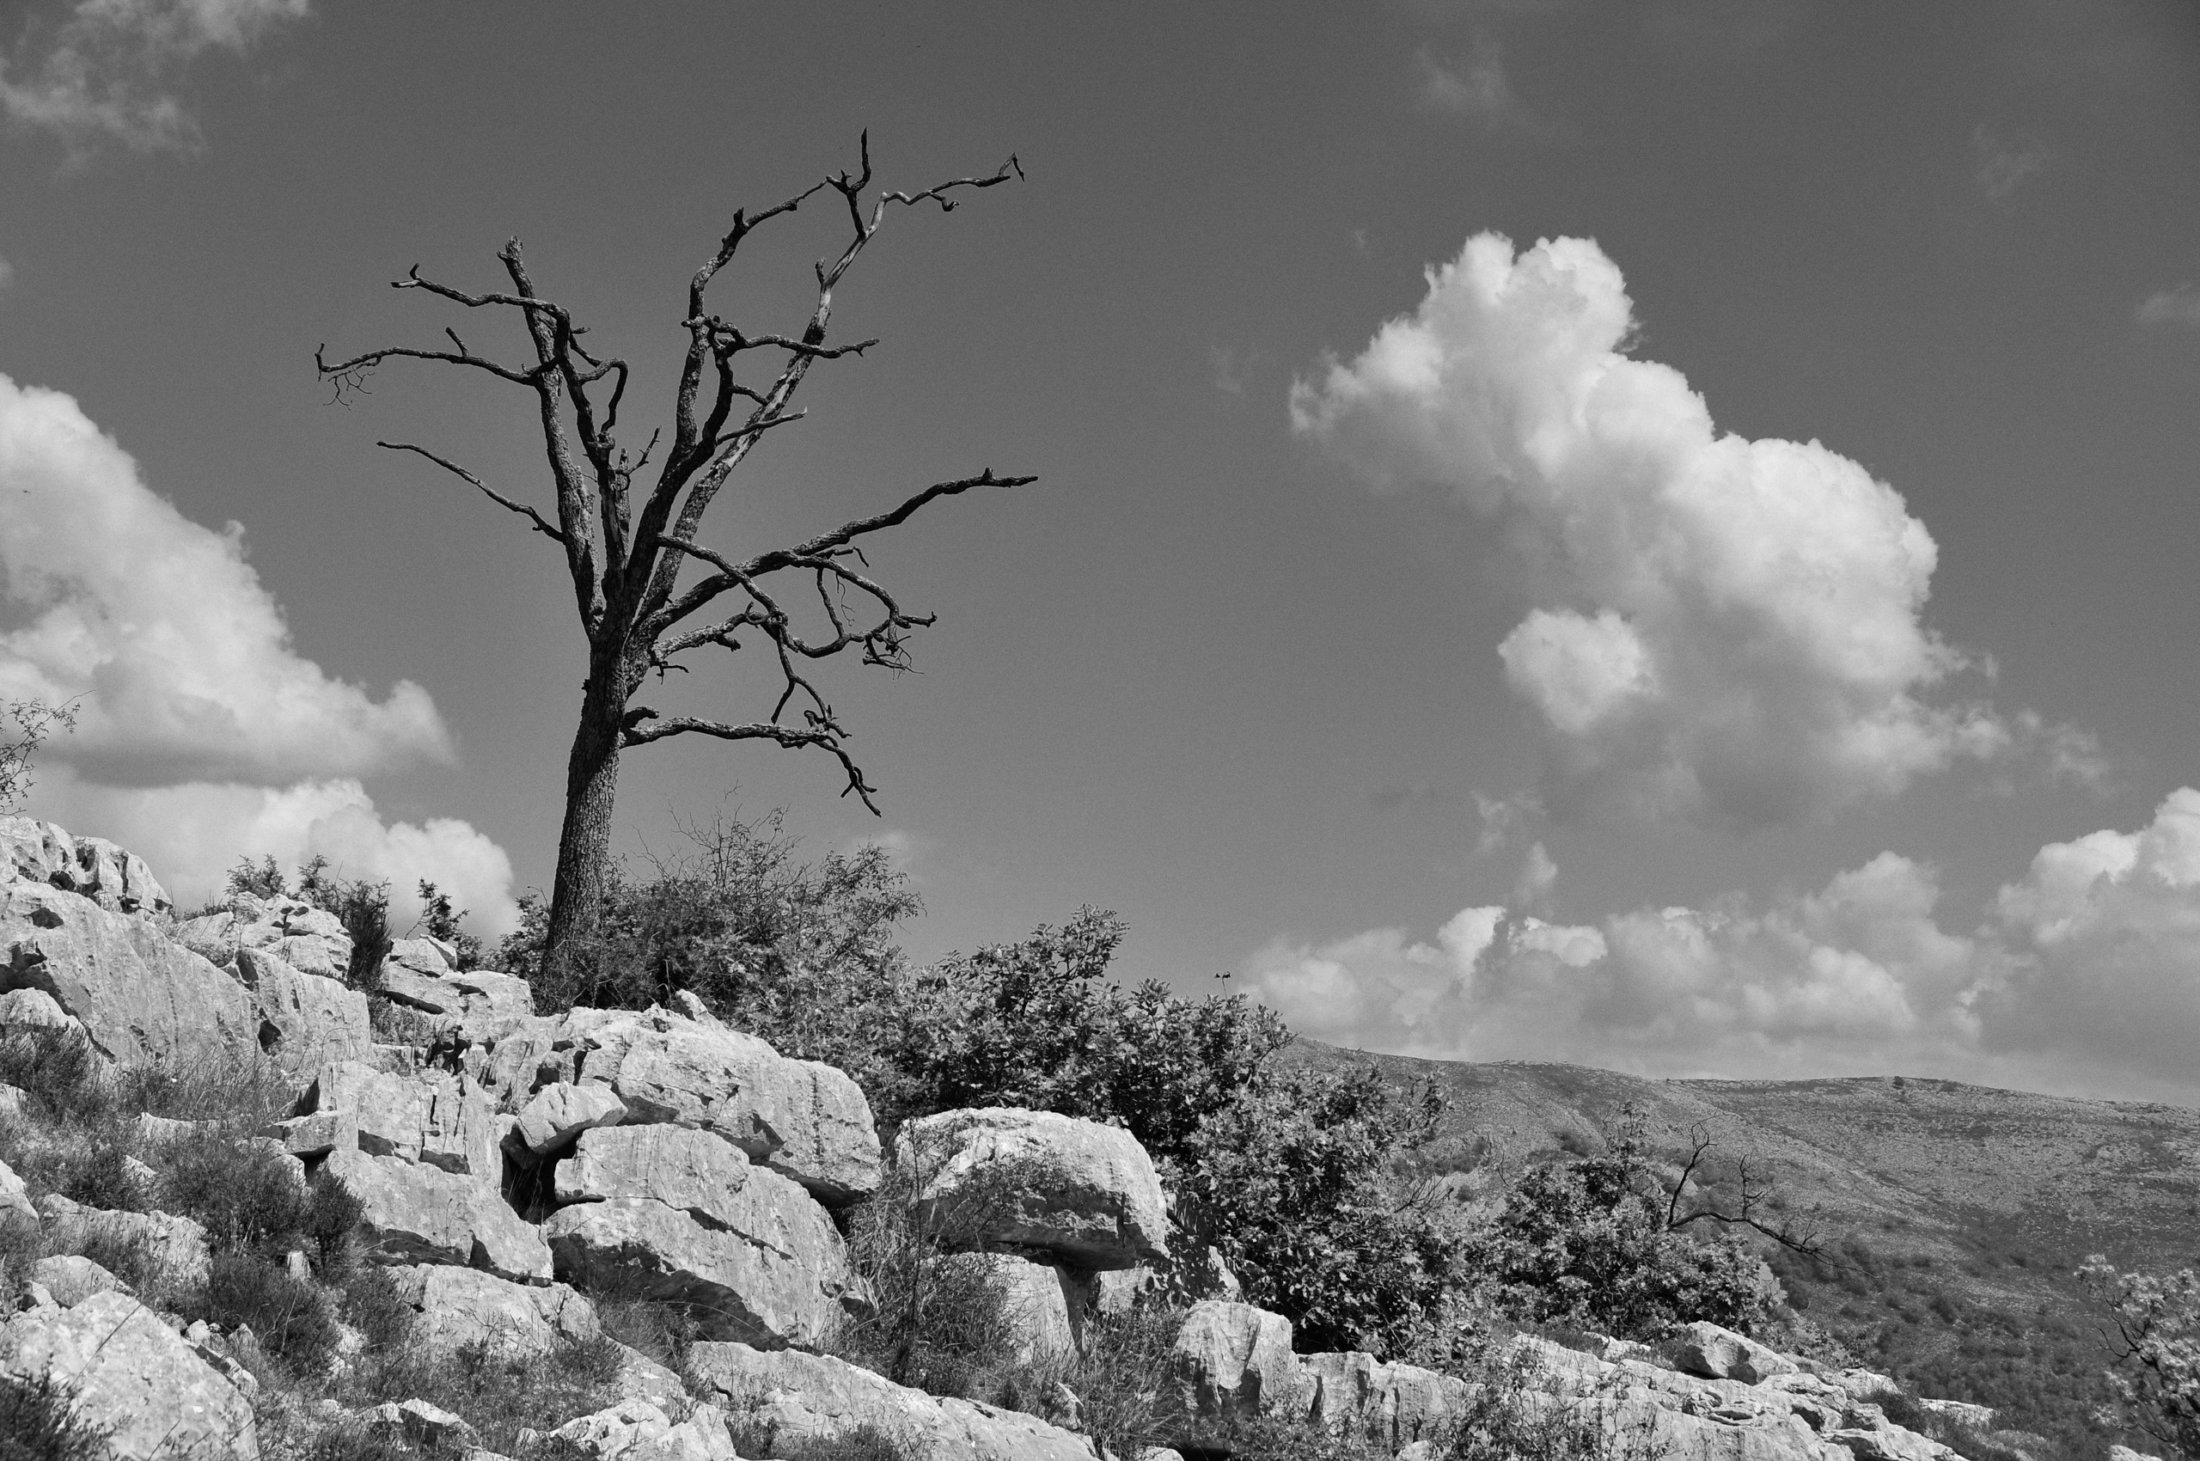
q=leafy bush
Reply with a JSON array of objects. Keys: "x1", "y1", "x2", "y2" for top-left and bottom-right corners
[
  {"x1": 0, "y1": 1372, "x2": 106, "y2": 1461},
  {"x1": 225, "y1": 854, "x2": 392, "y2": 990},
  {"x1": 417, "y1": 880, "x2": 485, "y2": 969},
  {"x1": 0, "y1": 698, "x2": 76, "y2": 816},
  {"x1": 335, "y1": 1265, "x2": 414, "y2": 1352},
  {"x1": 1464, "y1": 1110, "x2": 1778, "y2": 1341},
  {"x1": 152, "y1": 1129, "x2": 312, "y2": 1252}
]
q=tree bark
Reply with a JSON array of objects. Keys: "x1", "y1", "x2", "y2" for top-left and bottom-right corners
[{"x1": 543, "y1": 642, "x2": 633, "y2": 967}]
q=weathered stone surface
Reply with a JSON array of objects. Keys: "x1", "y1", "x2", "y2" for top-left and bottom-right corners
[
  {"x1": 235, "y1": 946, "x2": 373, "y2": 1075},
  {"x1": 0, "y1": 1152, "x2": 32, "y2": 1222},
  {"x1": 263, "y1": 1108, "x2": 357, "y2": 1157},
  {"x1": 898, "y1": 1106, "x2": 1168, "y2": 1269},
  {"x1": 1301, "y1": 1351, "x2": 1472, "y2": 1453},
  {"x1": 542, "y1": 1398, "x2": 740, "y2": 1461},
  {"x1": 1165, "y1": 1301, "x2": 1307, "y2": 1433},
  {"x1": 1673, "y1": 1321, "x2": 1802, "y2": 1384},
  {"x1": 1096, "y1": 1243, "x2": 1241, "y2": 1315},
  {"x1": 544, "y1": 1163, "x2": 857, "y2": 1348},
  {"x1": 304, "y1": 1059, "x2": 499, "y2": 1176},
  {"x1": 516, "y1": 1080, "x2": 628, "y2": 1154},
  {"x1": 549, "y1": 1007, "x2": 880, "y2": 1203},
  {"x1": 0, "y1": 1290, "x2": 256, "y2": 1459},
  {"x1": 555, "y1": 1123, "x2": 752, "y2": 1219},
  {"x1": 177, "y1": 894, "x2": 352, "y2": 980},
  {"x1": 361, "y1": 1398, "x2": 475, "y2": 1449},
  {"x1": 39, "y1": 1194, "x2": 211, "y2": 1290},
  {"x1": 2, "y1": 881, "x2": 258, "y2": 1068},
  {"x1": 607, "y1": 1341, "x2": 690, "y2": 1410},
  {"x1": 941, "y1": 1251, "x2": 1079, "y2": 1364},
  {"x1": 378, "y1": 951, "x2": 536, "y2": 1042},
  {"x1": 386, "y1": 1263, "x2": 600, "y2": 1357},
  {"x1": 29, "y1": 1253, "x2": 131, "y2": 1307},
  {"x1": 323, "y1": 1147, "x2": 551, "y2": 1282},
  {"x1": 0, "y1": 818, "x2": 170, "y2": 914},
  {"x1": 0, "y1": 985, "x2": 84, "y2": 1035},
  {"x1": 689, "y1": 1340, "x2": 1093, "y2": 1461}
]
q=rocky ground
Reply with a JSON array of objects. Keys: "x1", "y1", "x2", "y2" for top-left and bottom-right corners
[{"x1": 0, "y1": 816, "x2": 2159, "y2": 1461}]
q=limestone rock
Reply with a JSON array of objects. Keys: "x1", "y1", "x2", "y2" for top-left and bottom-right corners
[
  {"x1": 1165, "y1": 1301, "x2": 1307, "y2": 1433},
  {"x1": 377, "y1": 944, "x2": 536, "y2": 1042},
  {"x1": 323, "y1": 1147, "x2": 551, "y2": 1282},
  {"x1": 361, "y1": 1398, "x2": 475, "y2": 1449},
  {"x1": 386, "y1": 1263, "x2": 600, "y2": 1357},
  {"x1": 234, "y1": 947, "x2": 373, "y2": 1075},
  {"x1": 29, "y1": 1254, "x2": 131, "y2": 1307},
  {"x1": 2, "y1": 881, "x2": 258, "y2": 1068},
  {"x1": 0, "y1": 985, "x2": 84, "y2": 1036},
  {"x1": 943, "y1": 1251, "x2": 1080, "y2": 1364},
  {"x1": 1671, "y1": 1321, "x2": 1801, "y2": 1384},
  {"x1": 516, "y1": 1080, "x2": 628, "y2": 1155},
  {"x1": 542, "y1": 1398, "x2": 740, "y2": 1461},
  {"x1": 549, "y1": 1007, "x2": 880, "y2": 1203},
  {"x1": 898, "y1": 1107, "x2": 1168, "y2": 1269},
  {"x1": 177, "y1": 894, "x2": 352, "y2": 980},
  {"x1": 606, "y1": 1341, "x2": 690, "y2": 1410},
  {"x1": 0, "y1": 818, "x2": 170, "y2": 915},
  {"x1": 0, "y1": 1152, "x2": 32, "y2": 1222},
  {"x1": 1300, "y1": 1350, "x2": 1472, "y2": 1453},
  {"x1": 544, "y1": 1164, "x2": 857, "y2": 1348},
  {"x1": 263, "y1": 1109, "x2": 357, "y2": 1157},
  {"x1": 555, "y1": 1123, "x2": 753, "y2": 1220},
  {"x1": 0, "y1": 1290, "x2": 256, "y2": 1460},
  {"x1": 38, "y1": 1194, "x2": 211, "y2": 1290},
  {"x1": 303, "y1": 1059, "x2": 499, "y2": 1176},
  {"x1": 688, "y1": 1340, "x2": 1093, "y2": 1461}
]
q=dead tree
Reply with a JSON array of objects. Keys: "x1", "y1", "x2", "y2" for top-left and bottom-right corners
[
  {"x1": 317, "y1": 138, "x2": 1032, "y2": 971},
  {"x1": 1663, "y1": 1121, "x2": 1824, "y2": 1258}
]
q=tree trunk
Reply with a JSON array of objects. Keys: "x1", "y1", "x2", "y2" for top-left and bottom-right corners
[{"x1": 542, "y1": 646, "x2": 630, "y2": 972}]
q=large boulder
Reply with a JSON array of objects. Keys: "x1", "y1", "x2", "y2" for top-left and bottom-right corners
[
  {"x1": 897, "y1": 1107, "x2": 1169, "y2": 1270},
  {"x1": 0, "y1": 1291, "x2": 255, "y2": 1459},
  {"x1": 1671, "y1": 1321, "x2": 1802, "y2": 1385},
  {"x1": 544, "y1": 1007, "x2": 880, "y2": 1203},
  {"x1": 302, "y1": 1060, "x2": 500, "y2": 1177},
  {"x1": 377, "y1": 940, "x2": 536, "y2": 1042},
  {"x1": 234, "y1": 947, "x2": 373, "y2": 1075},
  {"x1": 38, "y1": 1194, "x2": 212, "y2": 1291},
  {"x1": 323, "y1": 1147, "x2": 551, "y2": 1282},
  {"x1": 554, "y1": 1123, "x2": 755, "y2": 1220},
  {"x1": 688, "y1": 1340, "x2": 1092, "y2": 1461},
  {"x1": 176, "y1": 894, "x2": 352, "y2": 980},
  {"x1": 386, "y1": 1263, "x2": 600, "y2": 1358},
  {"x1": 1300, "y1": 1351, "x2": 1472, "y2": 1453},
  {"x1": 543, "y1": 1158, "x2": 858, "y2": 1348},
  {"x1": 1, "y1": 881, "x2": 258, "y2": 1068},
  {"x1": 515, "y1": 1081, "x2": 628, "y2": 1156},
  {"x1": 0, "y1": 818, "x2": 170, "y2": 915},
  {"x1": 1164, "y1": 1301, "x2": 1307, "y2": 1435}
]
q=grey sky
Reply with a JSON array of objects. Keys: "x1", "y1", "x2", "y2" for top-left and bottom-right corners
[{"x1": 2, "y1": 1, "x2": 2196, "y2": 1101}]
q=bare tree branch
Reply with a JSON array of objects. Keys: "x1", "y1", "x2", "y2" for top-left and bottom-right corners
[{"x1": 378, "y1": 442, "x2": 567, "y2": 543}]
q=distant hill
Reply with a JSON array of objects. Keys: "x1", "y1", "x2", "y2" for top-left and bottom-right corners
[{"x1": 1285, "y1": 1040, "x2": 2200, "y2": 1457}]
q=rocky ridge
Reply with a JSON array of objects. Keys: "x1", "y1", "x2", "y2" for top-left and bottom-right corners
[{"x1": 0, "y1": 817, "x2": 2119, "y2": 1460}]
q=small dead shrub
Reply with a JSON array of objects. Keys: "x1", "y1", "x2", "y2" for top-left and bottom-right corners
[{"x1": 186, "y1": 1253, "x2": 339, "y2": 1376}]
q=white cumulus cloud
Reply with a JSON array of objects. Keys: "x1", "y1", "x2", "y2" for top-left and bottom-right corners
[
  {"x1": 2137, "y1": 284, "x2": 2200, "y2": 329},
  {"x1": 0, "y1": 372, "x2": 516, "y2": 939},
  {"x1": 1292, "y1": 232, "x2": 2039, "y2": 830},
  {"x1": 0, "y1": 373, "x2": 450, "y2": 786},
  {"x1": 1, "y1": 0, "x2": 308, "y2": 153}
]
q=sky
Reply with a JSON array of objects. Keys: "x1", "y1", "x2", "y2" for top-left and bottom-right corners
[{"x1": 1, "y1": 1, "x2": 2197, "y2": 1104}]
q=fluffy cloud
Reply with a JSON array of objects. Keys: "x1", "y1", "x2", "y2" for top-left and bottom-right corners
[
  {"x1": 2137, "y1": 284, "x2": 2200, "y2": 329},
  {"x1": 1, "y1": 0, "x2": 308, "y2": 152},
  {"x1": 0, "y1": 374, "x2": 450, "y2": 785},
  {"x1": 0, "y1": 372, "x2": 516, "y2": 937},
  {"x1": 1248, "y1": 792, "x2": 2200, "y2": 1103},
  {"x1": 1292, "y1": 234, "x2": 2021, "y2": 830},
  {"x1": 36, "y1": 770, "x2": 521, "y2": 935}
]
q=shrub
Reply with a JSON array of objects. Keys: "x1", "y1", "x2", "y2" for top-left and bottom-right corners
[
  {"x1": 48, "y1": 1140, "x2": 148, "y2": 1214},
  {"x1": 0, "y1": 1372, "x2": 107, "y2": 1461},
  {"x1": 416, "y1": 880, "x2": 485, "y2": 969},
  {"x1": 187, "y1": 1252, "x2": 340, "y2": 1375},
  {"x1": 335, "y1": 1265, "x2": 413, "y2": 1352},
  {"x1": 0, "y1": 1029, "x2": 114, "y2": 1126},
  {"x1": 1463, "y1": 1110, "x2": 1778, "y2": 1342},
  {"x1": 151, "y1": 1130, "x2": 312, "y2": 1252},
  {"x1": 2081, "y1": 1255, "x2": 2200, "y2": 1459}
]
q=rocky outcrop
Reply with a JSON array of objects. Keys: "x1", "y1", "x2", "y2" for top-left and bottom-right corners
[
  {"x1": 0, "y1": 817, "x2": 170, "y2": 915},
  {"x1": 535, "y1": 1006, "x2": 881, "y2": 1203},
  {"x1": 302, "y1": 1059, "x2": 500, "y2": 1177},
  {"x1": 385, "y1": 1263, "x2": 601, "y2": 1358},
  {"x1": 538, "y1": 1398, "x2": 740, "y2": 1461},
  {"x1": 323, "y1": 1146, "x2": 551, "y2": 1282},
  {"x1": 514, "y1": 1080, "x2": 628, "y2": 1156},
  {"x1": 897, "y1": 1106, "x2": 1169, "y2": 1270},
  {"x1": 1672, "y1": 1320, "x2": 1802, "y2": 1385},
  {"x1": 29, "y1": 1254, "x2": 132, "y2": 1307},
  {"x1": 38, "y1": 1194, "x2": 212, "y2": 1291},
  {"x1": 234, "y1": 946, "x2": 373, "y2": 1075},
  {"x1": 543, "y1": 1157, "x2": 859, "y2": 1348},
  {"x1": 1, "y1": 881, "x2": 258, "y2": 1068},
  {"x1": 377, "y1": 938, "x2": 536, "y2": 1042},
  {"x1": 177, "y1": 893, "x2": 352, "y2": 981},
  {"x1": 1165, "y1": 1300, "x2": 1308, "y2": 1434},
  {"x1": 688, "y1": 1340, "x2": 1093, "y2": 1461},
  {"x1": 0, "y1": 1291, "x2": 256, "y2": 1459}
]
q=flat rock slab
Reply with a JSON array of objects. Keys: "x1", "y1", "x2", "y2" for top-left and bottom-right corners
[
  {"x1": 544, "y1": 1163, "x2": 856, "y2": 1348},
  {"x1": 0, "y1": 1290, "x2": 256, "y2": 1459},
  {"x1": 324, "y1": 1147, "x2": 551, "y2": 1282},
  {"x1": 897, "y1": 1106, "x2": 1169, "y2": 1269},
  {"x1": 688, "y1": 1340, "x2": 1092, "y2": 1461},
  {"x1": 549, "y1": 1008, "x2": 881, "y2": 1204},
  {"x1": 2, "y1": 881, "x2": 257, "y2": 1068},
  {"x1": 387, "y1": 1263, "x2": 600, "y2": 1359}
]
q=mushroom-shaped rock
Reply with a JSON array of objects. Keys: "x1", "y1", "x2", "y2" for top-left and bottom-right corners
[
  {"x1": 0, "y1": 1291, "x2": 256, "y2": 1460},
  {"x1": 897, "y1": 1106, "x2": 1168, "y2": 1270}
]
